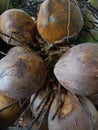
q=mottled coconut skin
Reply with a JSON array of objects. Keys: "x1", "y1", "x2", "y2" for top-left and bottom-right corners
[
  {"x1": 37, "y1": 0, "x2": 83, "y2": 43},
  {"x1": 54, "y1": 43, "x2": 98, "y2": 96},
  {"x1": 0, "y1": 9, "x2": 35, "y2": 46},
  {"x1": 48, "y1": 91, "x2": 98, "y2": 130},
  {"x1": 0, "y1": 46, "x2": 47, "y2": 99}
]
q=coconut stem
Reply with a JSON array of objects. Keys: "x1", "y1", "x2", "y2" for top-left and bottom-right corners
[
  {"x1": 83, "y1": 0, "x2": 98, "y2": 18},
  {"x1": 0, "y1": 31, "x2": 18, "y2": 43},
  {"x1": 51, "y1": 83, "x2": 63, "y2": 120},
  {"x1": 0, "y1": 51, "x2": 7, "y2": 56},
  {"x1": 28, "y1": 87, "x2": 56, "y2": 130},
  {"x1": 17, "y1": 97, "x2": 30, "y2": 112},
  {"x1": 36, "y1": 95, "x2": 54, "y2": 130},
  {"x1": 0, "y1": 100, "x2": 18, "y2": 112},
  {"x1": 36, "y1": 86, "x2": 51, "y2": 110},
  {"x1": 7, "y1": 31, "x2": 18, "y2": 45},
  {"x1": 14, "y1": 87, "x2": 42, "y2": 126}
]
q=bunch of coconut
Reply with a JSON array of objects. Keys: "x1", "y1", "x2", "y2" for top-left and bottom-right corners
[{"x1": 0, "y1": 0, "x2": 97, "y2": 130}]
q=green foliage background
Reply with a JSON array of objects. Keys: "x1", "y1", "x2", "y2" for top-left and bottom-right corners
[{"x1": 0, "y1": 0, "x2": 43, "y2": 17}]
